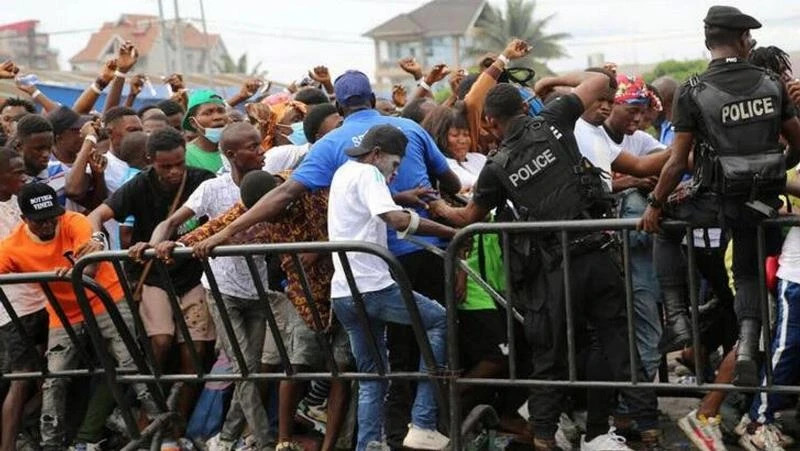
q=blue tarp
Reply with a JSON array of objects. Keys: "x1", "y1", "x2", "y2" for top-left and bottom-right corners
[{"x1": 35, "y1": 82, "x2": 244, "y2": 112}]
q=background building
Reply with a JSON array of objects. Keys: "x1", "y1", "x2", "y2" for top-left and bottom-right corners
[
  {"x1": 363, "y1": 0, "x2": 487, "y2": 91},
  {"x1": 0, "y1": 20, "x2": 59, "y2": 70},
  {"x1": 69, "y1": 14, "x2": 229, "y2": 75}
]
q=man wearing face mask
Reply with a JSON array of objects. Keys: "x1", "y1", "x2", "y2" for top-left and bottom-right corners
[
  {"x1": 182, "y1": 89, "x2": 228, "y2": 173},
  {"x1": 639, "y1": 5, "x2": 800, "y2": 386}
]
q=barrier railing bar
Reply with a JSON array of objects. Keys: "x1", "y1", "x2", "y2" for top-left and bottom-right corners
[
  {"x1": 756, "y1": 223, "x2": 774, "y2": 386},
  {"x1": 111, "y1": 260, "x2": 162, "y2": 378},
  {"x1": 0, "y1": 287, "x2": 48, "y2": 373},
  {"x1": 444, "y1": 233, "x2": 463, "y2": 451},
  {"x1": 622, "y1": 231, "x2": 638, "y2": 384},
  {"x1": 66, "y1": 272, "x2": 142, "y2": 440},
  {"x1": 501, "y1": 233, "x2": 517, "y2": 380},
  {"x1": 153, "y1": 260, "x2": 204, "y2": 377},
  {"x1": 405, "y1": 234, "x2": 524, "y2": 323},
  {"x1": 685, "y1": 226, "x2": 704, "y2": 387},
  {"x1": 561, "y1": 230, "x2": 577, "y2": 383},
  {"x1": 39, "y1": 282, "x2": 95, "y2": 369},
  {"x1": 453, "y1": 378, "x2": 800, "y2": 393},
  {"x1": 289, "y1": 253, "x2": 339, "y2": 376},
  {"x1": 116, "y1": 371, "x2": 450, "y2": 382},
  {"x1": 243, "y1": 254, "x2": 294, "y2": 375},
  {"x1": 200, "y1": 260, "x2": 250, "y2": 377},
  {"x1": 338, "y1": 251, "x2": 386, "y2": 376}
]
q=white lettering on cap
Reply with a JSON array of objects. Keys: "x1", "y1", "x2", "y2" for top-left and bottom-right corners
[{"x1": 30, "y1": 194, "x2": 55, "y2": 210}]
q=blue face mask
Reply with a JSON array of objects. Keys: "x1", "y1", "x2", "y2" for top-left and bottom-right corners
[
  {"x1": 287, "y1": 122, "x2": 307, "y2": 146},
  {"x1": 204, "y1": 127, "x2": 224, "y2": 144}
]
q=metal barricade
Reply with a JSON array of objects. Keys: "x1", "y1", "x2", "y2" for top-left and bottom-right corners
[
  {"x1": 63, "y1": 241, "x2": 448, "y2": 448},
  {"x1": 444, "y1": 216, "x2": 800, "y2": 450}
]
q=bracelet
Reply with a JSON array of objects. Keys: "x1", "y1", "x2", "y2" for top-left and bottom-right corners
[
  {"x1": 497, "y1": 54, "x2": 510, "y2": 66},
  {"x1": 397, "y1": 209, "x2": 421, "y2": 239},
  {"x1": 32, "y1": 89, "x2": 42, "y2": 99},
  {"x1": 418, "y1": 80, "x2": 432, "y2": 92},
  {"x1": 84, "y1": 135, "x2": 97, "y2": 145},
  {"x1": 90, "y1": 83, "x2": 102, "y2": 94}
]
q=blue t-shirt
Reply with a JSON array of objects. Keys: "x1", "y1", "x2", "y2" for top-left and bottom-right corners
[{"x1": 292, "y1": 109, "x2": 451, "y2": 256}]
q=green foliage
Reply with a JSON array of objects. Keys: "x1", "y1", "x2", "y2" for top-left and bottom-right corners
[
  {"x1": 643, "y1": 59, "x2": 708, "y2": 84},
  {"x1": 466, "y1": 0, "x2": 569, "y2": 76}
]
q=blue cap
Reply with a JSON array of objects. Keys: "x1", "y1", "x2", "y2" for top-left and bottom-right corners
[{"x1": 334, "y1": 70, "x2": 373, "y2": 106}]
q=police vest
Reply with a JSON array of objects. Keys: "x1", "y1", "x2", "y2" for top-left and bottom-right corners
[
  {"x1": 690, "y1": 70, "x2": 785, "y2": 198},
  {"x1": 487, "y1": 116, "x2": 609, "y2": 221}
]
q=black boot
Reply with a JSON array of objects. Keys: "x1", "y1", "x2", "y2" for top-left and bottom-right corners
[
  {"x1": 658, "y1": 287, "x2": 692, "y2": 353},
  {"x1": 733, "y1": 318, "x2": 761, "y2": 387}
]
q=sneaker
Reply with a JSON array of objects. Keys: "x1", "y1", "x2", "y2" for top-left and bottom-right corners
[
  {"x1": 402, "y1": 424, "x2": 450, "y2": 450},
  {"x1": 735, "y1": 414, "x2": 752, "y2": 437},
  {"x1": 677, "y1": 410, "x2": 726, "y2": 451},
  {"x1": 233, "y1": 435, "x2": 256, "y2": 451},
  {"x1": 366, "y1": 442, "x2": 391, "y2": 451},
  {"x1": 640, "y1": 429, "x2": 665, "y2": 450},
  {"x1": 177, "y1": 437, "x2": 198, "y2": 450},
  {"x1": 534, "y1": 437, "x2": 561, "y2": 450},
  {"x1": 555, "y1": 428, "x2": 574, "y2": 451},
  {"x1": 739, "y1": 423, "x2": 793, "y2": 450},
  {"x1": 558, "y1": 413, "x2": 581, "y2": 443},
  {"x1": 274, "y1": 442, "x2": 303, "y2": 451},
  {"x1": 295, "y1": 399, "x2": 327, "y2": 434},
  {"x1": 580, "y1": 427, "x2": 633, "y2": 451},
  {"x1": 160, "y1": 440, "x2": 180, "y2": 451},
  {"x1": 205, "y1": 434, "x2": 235, "y2": 451},
  {"x1": 70, "y1": 443, "x2": 104, "y2": 451}
]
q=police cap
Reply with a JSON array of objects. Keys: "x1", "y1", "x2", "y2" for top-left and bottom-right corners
[{"x1": 703, "y1": 5, "x2": 761, "y2": 29}]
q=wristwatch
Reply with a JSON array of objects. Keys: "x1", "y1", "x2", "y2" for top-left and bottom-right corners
[{"x1": 646, "y1": 192, "x2": 664, "y2": 209}]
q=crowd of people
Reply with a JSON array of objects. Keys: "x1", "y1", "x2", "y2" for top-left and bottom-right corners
[{"x1": 1, "y1": 4, "x2": 800, "y2": 451}]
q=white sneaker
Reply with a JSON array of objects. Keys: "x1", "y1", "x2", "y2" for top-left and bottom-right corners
[
  {"x1": 676, "y1": 409, "x2": 726, "y2": 451},
  {"x1": 735, "y1": 413, "x2": 752, "y2": 436},
  {"x1": 402, "y1": 424, "x2": 450, "y2": 450},
  {"x1": 556, "y1": 413, "x2": 580, "y2": 450},
  {"x1": 739, "y1": 423, "x2": 790, "y2": 451},
  {"x1": 205, "y1": 434, "x2": 235, "y2": 451},
  {"x1": 580, "y1": 427, "x2": 633, "y2": 451}
]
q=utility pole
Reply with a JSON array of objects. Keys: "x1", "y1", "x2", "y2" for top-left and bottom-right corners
[
  {"x1": 198, "y1": 0, "x2": 214, "y2": 87},
  {"x1": 157, "y1": 0, "x2": 171, "y2": 73},
  {"x1": 173, "y1": 0, "x2": 186, "y2": 73}
]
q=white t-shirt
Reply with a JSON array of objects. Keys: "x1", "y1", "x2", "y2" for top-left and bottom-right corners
[
  {"x1": 263, "y1": 144, "x2": 309, "y2": 174},
  {"x1": 103, "y1": 151, "x2": 130, "y2": 250},
  {"x1": 328, "y1": 160, "x2": 403, "y2": 298},
  {"x1": 447, "y1": 152, "x2": 487, "y2": 190},
  {"x1": 600, "y1": 128, "x2": 664, "y2": 157},
  {"x1": 0, "y1": 196, "x2": 47, "y2": 326},
  {"x1": 183, "y1": 173, "x2": 268, "y2": 299},
  {"x1": 778, "y1": 227, "x2": 800, "y2": 284},
  {"x1": 574, "y1": 118, "x2": 619, "y2": 190}
]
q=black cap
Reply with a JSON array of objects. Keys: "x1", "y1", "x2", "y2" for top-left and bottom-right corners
[
  {"x1": 47, "y1": 106, "x2": 92, "y2": 136},
  {"x1": 18, "y1": 183, "x2": 65, "y2": 221},
  {"x1": 345, "y1": 124, "x2": 408, "y2": 157},
  {"x1": 239, "y1": 170, "x2": 277, "y2": 209},
  {"x1": 703, "y1": 5, "x2": 761, "y2": 29}
]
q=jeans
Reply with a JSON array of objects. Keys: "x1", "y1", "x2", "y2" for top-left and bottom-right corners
[
  {"x1": 619, "y1": 189, "x2": 662, "y2": 380},
  {"x1": 749, "y1": 279, "x2": 800, "y2": 424},
  {"x1": 207, "y1": 292, "x2": 271, "y2": 448},
  {"x1": 332, "y1": 283, "x2": 447, "y2": 451},
  {"x1": 41, "y1": 302, "x2": 158, "y2": 449}
]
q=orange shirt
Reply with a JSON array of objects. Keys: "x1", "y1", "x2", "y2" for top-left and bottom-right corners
[{"x1": 0, "y1": 211, "x2": 122, "y2": 328}]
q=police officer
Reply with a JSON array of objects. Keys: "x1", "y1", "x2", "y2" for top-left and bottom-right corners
[
  {"x1": 639, "y1": 5, "x2": 800, "y2": 386},
  {"x1": 431, "y1": 65, "x2": 661, "y2": 450}
]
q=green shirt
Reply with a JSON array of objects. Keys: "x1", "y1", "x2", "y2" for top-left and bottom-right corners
[
  {"x1": 460, "y1": 233, "x2": 505, "y2": 311},
  {"x1": 186, "y1": 142, "x2": 223, "y2": 173}
]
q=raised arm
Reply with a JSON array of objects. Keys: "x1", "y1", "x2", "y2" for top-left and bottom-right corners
[
  {"x1": 73, "y1": 59, "x2": 116, "y2": 114},
  {"x1": 16, "y1": 78, "x2": 59, "y2": 113},
  {"x1": 534, "y1": 70, "x2": 613, "y2": 112}
]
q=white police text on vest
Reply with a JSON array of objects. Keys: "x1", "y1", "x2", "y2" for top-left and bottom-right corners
[
  {"x1": 721, "y1": 96, "x2": 777, "y2": 125},
  {"x1": 508, "y1": 149, "x2": 557, "y2": 187}
]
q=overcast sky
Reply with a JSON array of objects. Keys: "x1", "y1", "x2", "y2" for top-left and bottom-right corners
[{"x1": 4, "y1": 0, "x2": 799, "y2": 83}]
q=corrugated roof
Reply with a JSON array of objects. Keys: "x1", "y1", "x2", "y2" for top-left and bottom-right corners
[
  {"x1": 364, "y1": 0, "x2": 486, "y2": 39},
  {"x1": 70, "y1": 14, "x2": 221, "y2": 64}
]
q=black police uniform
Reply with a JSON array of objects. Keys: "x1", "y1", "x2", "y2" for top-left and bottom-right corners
[
  {"x1": 654, "y1": 5, "x2": 797, "y2": 385},
  {"x1": 472, "y1": 93, "x2": 658, "y2": 441}
]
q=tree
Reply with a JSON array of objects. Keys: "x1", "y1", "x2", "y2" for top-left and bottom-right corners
[
  {"x1": 467, "y1": 0, "x2": 569, "y2": 76},
  {"x1": 644, "y1": 59, "x2": 708, "y2": 84},
  {"x1": 214, "y1": 53, "x2": 266, "y2": 77}
]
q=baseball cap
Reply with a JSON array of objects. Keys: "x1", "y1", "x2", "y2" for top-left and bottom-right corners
[
  {"x1": 18, "y1": 183, "x2": 65, "y2": 221},
  {"x1": 182, "y1": 89, "x2": 226, "y2": 131},
  {"x1": 334, "y1": 70, "x2": 373, "y2": 106},
  {"x1": 703, "y1": 5, "x2": 761, "y2": 30},
  {"x1": 47, "y1": 106, "x2": 92, "y2": 136},
  {"x1": 345, "y1": 124, "x2": 408, "y2": 157}
]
